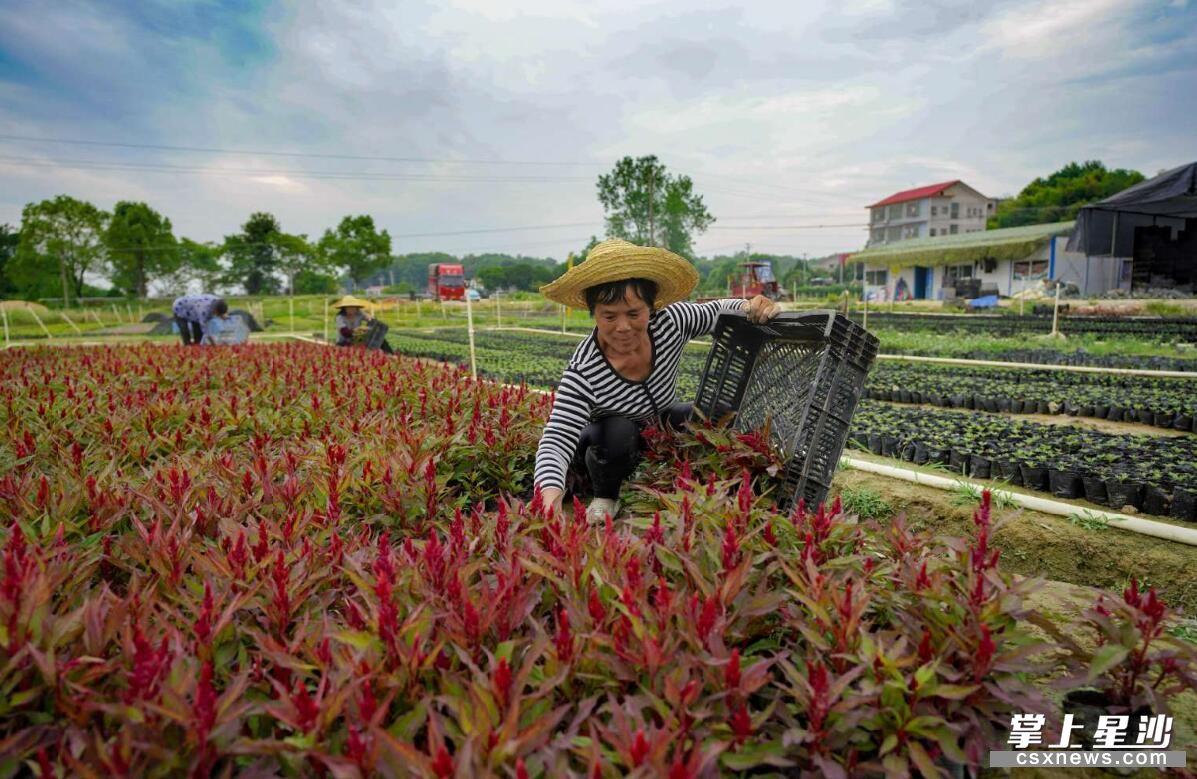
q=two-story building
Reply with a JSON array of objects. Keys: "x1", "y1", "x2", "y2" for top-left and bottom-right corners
[{"x1": 867, "y1": 180, "x2": 996, "y2": 247}]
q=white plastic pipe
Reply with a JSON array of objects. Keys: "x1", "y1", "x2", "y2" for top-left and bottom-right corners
[{"x1": 842, "y1": 456, "x2": 1197, "y2": 547}]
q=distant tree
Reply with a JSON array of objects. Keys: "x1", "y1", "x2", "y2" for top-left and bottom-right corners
[
  {"x1": 318, "y1": 215, "x2": 392, "y2": 288},
  {"x1": 476, "y1": 265, "x2": 508, "y2": 290},
  {"x1": 10, "y1": 195, "x2": 109, "y2": 304},
  {"x1": 990, "y1": 161, "x2": 1145, "y2": 228},
  {"x1": 0, "y1": 224, "x2": 19, "y2": 296},
  {"x1": 223, "y1": 212, "x2": 282, "y2": 295},
  {"x1": 596, "y1": 155, "x2": 714, "y2": 258},
  {"x1": 105, "y1": 201, "x2": 178, "y2": 298},
  {"x1": 293, "y1": 269, "x2": 340, "y2": 294},
  {"x1": 273, "y1": 232, "x2": 322, "y2": 294}
]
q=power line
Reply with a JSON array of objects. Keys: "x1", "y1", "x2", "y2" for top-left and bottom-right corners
[
  {"x1": 0, "y1": 134, "x2": 604, "y2": 168},
  {"x1": 0, "y1": 155, "x2": 591, "y2": 183}
]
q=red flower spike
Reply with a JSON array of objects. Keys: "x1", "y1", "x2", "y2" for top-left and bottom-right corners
[
  {"x1": 721, "y1": 523, "x2": 739, "y2": 571},
  {"x1": 554, "y1": 608, "x2": 574, "y2": 663},
  {"x1": 516, "y1": 758, "x2": 529, "y2": 779},
  {"x1": 493, "y1": 656, "x2": 513, "y2": 706},
  {"x1": 725, "y1": 648, "x2": 741, "y2": 690},
  {"x1": 729, "y1": 703, "x2": 752, "y2": 743},
  {"x1": 588, "y1": 588, "x2": 606, "y2": 624},
  {"x1": 630, "y1": 728, "x2": 650, "y2": 767},
  {"x1": 432, "y1": 746, "x2": 454, "y2": 779}
]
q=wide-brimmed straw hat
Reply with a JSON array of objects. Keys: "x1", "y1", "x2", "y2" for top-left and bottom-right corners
[
  {"x1": 331, "y1": 295, "x2": 373, "y2": 311},
  {"x1": 540, "y1": 239, "x2": 699, "y2": 310}
]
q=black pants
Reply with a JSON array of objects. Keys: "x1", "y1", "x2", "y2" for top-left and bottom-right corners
[
  {"x1": 570, "y1": 402, "x2": 695, "y2": 500},
  {"x1": 176, "y1": 316, "x2": 204, "y2": 346}
]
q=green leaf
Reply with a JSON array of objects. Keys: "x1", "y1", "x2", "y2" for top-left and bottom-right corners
[
  {"x1": 1088, "y1": 645, "x2": 1130, "y2": 679},
  {"x1": 334, "y1": 630, "x2": 377, "y2": 650},
  {"x1": 720, "y1": 740, "x2": 793, "y2": 770}
]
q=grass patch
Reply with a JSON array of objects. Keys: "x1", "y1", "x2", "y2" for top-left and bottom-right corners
[
  {"x1": 1066, "y1": 509, "x2": 1111, "y2": 532},
  {"x1": 838, "y1": 485, "x2": 894, "y2": 520}
]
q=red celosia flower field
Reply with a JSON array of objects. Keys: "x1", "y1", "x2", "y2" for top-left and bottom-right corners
[{"x1": 1, "y1": 342, "x2": 1195, "y2": 776}]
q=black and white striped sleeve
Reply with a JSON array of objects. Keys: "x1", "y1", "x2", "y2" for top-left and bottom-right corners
[
  {"x1": 534, "y1": 368, "x2": 596, "y2": 491},
  {"x1": 665, "y1": 299, "x2": 746, "y2": 340}
]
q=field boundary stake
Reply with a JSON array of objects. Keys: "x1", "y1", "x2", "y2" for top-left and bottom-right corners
[
  {"x1": 59, "y1": 310, "x2": 83, "y2": 335},
  {"x1": 1, "y1": 307, "x2": 8, "y2": 346},
  {"x1": 28, "y1": 307, "x2": 53, "y2": 339},
  {"x1": 465, "y1": 289, "x2": 478, "y2": 380}
]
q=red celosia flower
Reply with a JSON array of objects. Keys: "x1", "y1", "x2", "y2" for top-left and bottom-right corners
[
  {"x1": 630, "y1": 728, "x2": 650, "y2": 767},
  {"x1": 721, "y1": 523, "x2": 739, "y2": 571},
  {"x1": 432, "y1": 745, "x2": 454, "y2": 778},
  {"x1": 194, "y1": 659, "x2": 217, "y2": 745},
  {"x1": 973, "y1": 624, "x2": 995, "y2": 682},
  {"x1": 493, "y1": 656, "x2": 512, "y2": 706},
  {"x1": 729, "y1": 703, "x2": 752, "y2": 743},
  {"x1": 554, "y1": 608, "x2": 573, "y2": 663},
  {"x1": 194, "y1": 581, "x2": 215, "y2": 646},
  {"x1": 725, "y1": 648, "x2": 741, "y2": 690},
  {"x1": 588, "y1": 588, "x2": 606, "y2": 624},
  {"x1": 696, "y1": 595, "x2": 719, "y2": 646}
]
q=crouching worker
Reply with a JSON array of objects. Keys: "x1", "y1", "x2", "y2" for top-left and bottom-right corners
[
  {"x1": 333, "y1": 295, "x2": 393, "y2": 353},
  {"x1": 172, "y1": 293, "x2": 229, "y2": 346},
  {"x1": 533, "y1": 239, "x2": 782, "y2": 522}
]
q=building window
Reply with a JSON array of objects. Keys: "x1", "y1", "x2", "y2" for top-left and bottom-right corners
[
  {"x1": 906, "y1": 201, "x2": 920, "y2": 217},
  {"x1": 929, "y1": 228, "x2": 936, "y2": 237},
  {"x1": 888, "y1": 204, "x2": 903, "y2": 219},
  {"x1": 1013, "y1": 260, "x2": 1048, "y2": 281},
  {"x1": 903, "y1": 224, "x2": 919, "y2": 239},
  {"x1": 872, "y1": 208, "x2": 884, "y2": 223},
  {"x1": 865, "y1": 269, "x2": 888, "y2": 286},
  {"x1": 950, "y1": 202, "x2": 960, "y2": 218},
  {"x1": 887, "y1": 226, "x2": 902, "y2": 242},
  {"x1": 871, "y1": 229, "x2": 885, "y2": 243},
  {"x1": 949, "y1": 224, "x2": 959, "y2": 234}
]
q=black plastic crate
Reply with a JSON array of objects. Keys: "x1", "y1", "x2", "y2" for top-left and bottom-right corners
[
  {"x1": 694, "y1": 310, "x2": 879, "y2": 511},
  {"x1": 363, "y1": 319, "x2": 390, "y2": 351}
]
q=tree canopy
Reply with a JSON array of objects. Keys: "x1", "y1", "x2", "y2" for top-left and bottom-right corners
[
  {"x1": 318, "y1": 215, "x2": 392, "y2": 287},
  {"x1": 989, "y1": 160, "x2": 1145, "y2": 229},
  {"x1": 222, "y1": 212, "x2": 283, "y2": 295},
  {"x1": 10, "y1": 195, "x2": 109, "y2": 304},
  {"x1": 105, "y1": 201, "x2": 178, "y2": 298},
  {"x1": 596, "y1": 155, "x2": 714, "y2": 258}
]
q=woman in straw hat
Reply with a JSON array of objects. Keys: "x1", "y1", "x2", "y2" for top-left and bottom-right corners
[
  {"x1": 332, "y1": 296, "x2": 374, "y2": 347},
  {"x1": 535, "y1": 239, "x2": 781, "y2": 522}
]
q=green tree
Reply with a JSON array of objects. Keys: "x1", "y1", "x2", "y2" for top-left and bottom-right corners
[
  {"x1": 990, "y1": 161, "x2": 1145, "y2": 228},
  {"x1": 273, "y1": 232, "x2": 323, "y2": 294},
  {"x1": 10, "y1": 195, "x2": 109, "y2": 304},
  {"x1": 0, "y1": 224, "x2": 19, "y2": 296},
  {"x1": 476, "y1": 265, "x2": 508, "y2": 291},
  {"x1": 105, "y1": 201, "x2": 178, "y2": 298},
  {"x1": 293, "y1": 269, "x2": 340, "y2": 294},
  {"x1": 223, "y1": 212, "x2": 282, "y2": 295},
  {"x1": 596, "y1": 155, "x2": 714, "y2": 257},
  {"x1": 318, "y1": 215, "x2": 392, "y2": 288}
]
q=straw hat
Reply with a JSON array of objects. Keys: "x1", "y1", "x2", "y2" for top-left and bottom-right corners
[
  {"x1": 331, "y1": 295, "x2": 373, "y2": 311},
  {"x1": 540, "y1": 239, "x2": 699, "y2": 310}
]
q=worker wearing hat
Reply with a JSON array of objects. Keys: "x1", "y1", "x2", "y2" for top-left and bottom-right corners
[
  {"x1": 332, "y1": 296, "x2": 374, "y2": 347},
  {"x1": 534, "y1": 239, "x2": 781, "y2": 522}
]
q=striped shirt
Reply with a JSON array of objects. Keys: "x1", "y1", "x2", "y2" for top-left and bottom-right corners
[{"x1": 534, "y1": 298, "x2": 744, "y2": 491}]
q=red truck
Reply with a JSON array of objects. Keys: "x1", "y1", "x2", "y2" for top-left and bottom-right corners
[{"x1": 427, "y1": 263, "x2": 465, "y2": 301}]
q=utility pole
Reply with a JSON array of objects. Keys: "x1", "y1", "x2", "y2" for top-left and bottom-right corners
[{"x1": 647, "y1": 169, "x2": 655, "y2": 247}]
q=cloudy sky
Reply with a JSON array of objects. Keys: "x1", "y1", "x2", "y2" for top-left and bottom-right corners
[{"x1": 1, "y1": 0, "x2": 1193, "y2": 260}]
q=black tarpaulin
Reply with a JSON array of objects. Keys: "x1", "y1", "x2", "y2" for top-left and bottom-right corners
[{"x1": 1067, "y1": 162, "x2": 1197, "y2": 255}]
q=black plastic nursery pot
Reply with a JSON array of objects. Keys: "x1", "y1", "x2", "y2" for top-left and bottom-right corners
[
  {"x1": 1143, "y1": 486, "x2": 1171, "y2": 516},
  {"x1": 881, "y1": 436, "x2": 900, "y2": 457},
  {"x1": 1049, "y1": 469, "x2": 1083, "y2": 499},
  {"x1": 949, "y1": 393, "x2": 969, "y2": 409},
  {"x1": 928, "y1": 446, "x2": 951, "y2": 465},
  {"x1": 1081, "y1": 476, "x2": 1108, "y2": 505},
  {"x1": 996, "y1": 398, "x2": 1012, "y2": 413},
  {"x1": 900, "y1": 443, "x2": 917, "y2": 462},
  {"x1": 1174, "y1": 413, "x2": 1193, "y2": 432},
  {"x1": 949, "y1": 449, "x2": 970, "y2": 474},
  {"x1": 1136, "y1": 409, "x2": 1154, "y2": 425},
  {"x1": 912, "y1": 443, "x2": 930, "y2": 465},
  {"x1": 1106, "y1": 480, "x2": 1145, "y2": 511},
  {"x1": 1172, "y1": 488, "x2": 1197, "y2": 522},
  {"x1": 1062, "y1": 690, "x2": 1153, "y2": 751},
  {"x1": 968, "y1": 456, "x2": 992, "y2": 480},
  {"x1": 1020, "y1": 464, "x2": 1050, "y2": 491},
  {"x1": 1093, "y1": 404, "x2": 1110, "y2": 419},
  {"x1": 1154, "y1": 412, "x2": 1174, "y2": 428},
  {"x1": 1009, "y1": 399, "x2": 1025, "y2": 414},
  {"x1": 1036, "y1": 401, "x2": 1051, "y2": 415},
  {"x1": 1077, "y1": 405, "x2": 1095, "y2": 417},
  {"x1": 994, "y1": 459, "x2": 1022, "y2": 485},
  {"x1": 868, "y1": 434, "x2": 884, "y2": 455},
  {"x1": 1107, "y1": 405, "x2": 1125, "y2": 421}
]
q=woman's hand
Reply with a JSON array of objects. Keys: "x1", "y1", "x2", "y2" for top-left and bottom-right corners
[
  {"x1": 539, "y1": 487, "x2": 564, "y2": 516},
  {"x1": 743, "y1": 295, "x2": 782, "y2": 324}
]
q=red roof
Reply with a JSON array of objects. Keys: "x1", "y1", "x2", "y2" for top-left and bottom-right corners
[{"x1": 869, "y1": 180, "x2": 959, "y2": 208}]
